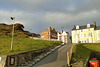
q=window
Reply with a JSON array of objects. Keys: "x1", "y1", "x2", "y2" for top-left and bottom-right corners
[
  {"x1": 75, "y1": 30, "x2": 77, "y2": 33},
  {"x1": 48, "y1": 37, "x2": 50, "y2": 39},
  {"x1": 75, "y1": 34, "x2": 79, "y2": 39},
  {"x1": 81, "y1": 29, "x2": 83, "y2": 32},
  {"x1": 84, "y1": 34, "x2": 86, "y2": 37},
  {"x1": 87, "y1": 24, "x2": 90, "y2": 28},
  {"x1": 88, "y1": 33, "x2": 92, "y2": 37},
  {"x1": 48, "y1": 32, "x2": 49, "y2": 35},
  {"x1": 10, "y1": 56, "x2": 15, "y2": 65},
  {"x1": 81, "y1": 34, "x2": 84, "y2": 38},
  {"x1": 88, "y1": 29, "x2": 90, "y2": 31},
  {"x1": 65, "y1": 36, "x2": 67, "y2": 38},
  {"x1": 76, "y1": 25, "x2": 79, "y2": 29}
]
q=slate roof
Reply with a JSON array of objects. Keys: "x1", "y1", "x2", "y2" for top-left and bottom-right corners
[
  {"x1": 72, "y1": 24, "x2": 97, "y2": 30},
  {"x1": 72, "y1": 24, "x2": 100, "y2": 30},
  {"x1": 58, "y1": 32, "x2": 68, "y2": 34},
  {"x1": 96, "y1": 26, "x2": 100, "y2": 30}
]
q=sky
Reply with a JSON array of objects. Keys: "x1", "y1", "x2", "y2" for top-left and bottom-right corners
[{"x1": 0, "y1": 0, "x2": 100, "y2": 34}]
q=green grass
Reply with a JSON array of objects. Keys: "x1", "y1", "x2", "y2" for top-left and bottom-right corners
[
  {"x1": 0, "y1": 36, "x2": 61, "y2": 55},
  {"x1": 71, "y1": 43, "x2": 100, "y2": 62}
]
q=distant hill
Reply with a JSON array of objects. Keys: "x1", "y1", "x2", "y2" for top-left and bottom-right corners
[{"x1": 0, "y1": 23, "x2": 40, "y2": 38}]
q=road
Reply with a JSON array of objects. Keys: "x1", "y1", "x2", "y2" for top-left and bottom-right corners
[{"x1": 32, "y1": 44, "x2": 73, "y2": 67}]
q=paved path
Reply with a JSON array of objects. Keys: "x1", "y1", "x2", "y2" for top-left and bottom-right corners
[{"x1": 32, "y1": 44, "x2": 73, "y2": 67}]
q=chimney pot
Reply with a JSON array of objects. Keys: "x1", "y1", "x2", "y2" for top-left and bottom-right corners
[{"x1": 93, "y1": 21, "x2": 96, "y2": 25}]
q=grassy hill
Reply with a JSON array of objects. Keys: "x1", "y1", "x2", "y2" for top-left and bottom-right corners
[
  {"x1": 0, "y1": 23, "x2": 40, "y2": 37},
  {"x1": 0, "y1": 36, "x2": 61, "y2": 55},
  {"x1": 71, "y1": 43, "x2": 100, "y2": 62}
]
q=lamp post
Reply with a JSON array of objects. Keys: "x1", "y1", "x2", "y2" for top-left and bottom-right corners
[{"x1": 10, "y1": 17, "x2": 15, "y2": 51}]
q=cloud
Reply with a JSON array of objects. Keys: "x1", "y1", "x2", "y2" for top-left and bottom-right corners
[
  {"x1": 0, "y1": 0, "x2": 100, "y2": 34},
  {"x1": 44, "y1": 10, "x2": 98, "y2": 24}
]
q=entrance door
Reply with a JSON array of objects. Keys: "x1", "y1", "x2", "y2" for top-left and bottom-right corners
[{"x1": 89, "y1": 39, "x2": 92, "y2": 43}]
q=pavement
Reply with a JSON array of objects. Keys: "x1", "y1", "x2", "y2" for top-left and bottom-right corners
[{"x1": 32, "y1": 43, "x2": 73, "y2": 67}]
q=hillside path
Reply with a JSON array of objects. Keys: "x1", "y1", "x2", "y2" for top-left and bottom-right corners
[{"x1": 32, "y1": 43, "x2": 73, "y2": 67}]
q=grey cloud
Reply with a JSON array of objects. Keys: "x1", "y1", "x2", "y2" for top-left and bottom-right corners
[{"x1": 0, "y1": 0, "x2": 100, "y2": 34}]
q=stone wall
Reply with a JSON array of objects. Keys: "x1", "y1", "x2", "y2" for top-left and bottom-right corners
[
  {"x1": 71, "y1": 52, "x2": 100, "y2": 67},
  {"x1": 67, "y1": 44, "x2": 75, "y2": 66},
  {"x1": 0, "y1": 46, "x2": 54, "y2": 67}
]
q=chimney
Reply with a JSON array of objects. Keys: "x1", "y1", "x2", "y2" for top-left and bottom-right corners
[
  {"x1": 52, "y1": 27, "x2": 55, "y2": 30},
  {"x1": 61, "y1": 29, "x2": 63, "y2": 34},
  {"x1": 48, "y1": 27, "x2": 51, "y2": 30},
  {"x1": 93, "y1": 21, "x2": 96, "y2": 26},
  {"x1": 73, "y1": 25, "x2": 76, "y2": 28}
]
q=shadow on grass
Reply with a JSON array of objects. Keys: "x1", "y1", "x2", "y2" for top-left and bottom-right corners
[
  {"x1": 87, "y1": 51, "x2": 100, "y2": 67},
  {"x1": 71, "y1": 44, "x2": 100, "y2": 63}
]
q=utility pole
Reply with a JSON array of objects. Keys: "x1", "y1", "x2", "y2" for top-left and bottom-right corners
[{"x1": 11, "y1": 17, "x2": 15, "y2": 51}]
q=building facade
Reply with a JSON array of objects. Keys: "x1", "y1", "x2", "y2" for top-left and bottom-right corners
[
  {"x1": 40, "y1": 27, "x2": 57, "y2": 40},
  {"x1": 58, "y1": 30, "x2": 69, "y2": 43},
  {"x1": 72, "y1": 21, "x2": 100, "y2": 43}
]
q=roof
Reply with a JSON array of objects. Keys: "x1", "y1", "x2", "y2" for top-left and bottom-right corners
[
  {"x1": 72, "y1": 24, "x2": 96, "y2": 30},
  {"x1": 96, "y1": 26, "x2": 100, "y2": 30},
  {"x1": 58, "y1": 31, "x2": 69, "y2": 34}
]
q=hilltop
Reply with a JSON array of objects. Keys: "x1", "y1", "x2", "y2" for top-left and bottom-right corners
[{"x1": 0, "y1": 23, "x2": 40, "y2": 38}]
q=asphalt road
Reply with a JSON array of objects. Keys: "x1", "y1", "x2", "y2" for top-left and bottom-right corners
[{"x1": 32, "y1": 43, "x2": 73, "y2": 67}]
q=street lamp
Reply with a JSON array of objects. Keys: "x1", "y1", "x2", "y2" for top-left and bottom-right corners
[{"x1": 10, "y1": 17, "x2": 15, "y2": 51}]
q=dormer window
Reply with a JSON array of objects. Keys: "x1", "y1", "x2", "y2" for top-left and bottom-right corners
[
  {"x1": 87, "y1": 24, "x2": 90, "y2": 28},
  {"x1": 76, "y1": 25, "x2": 79, "y2": 29}
]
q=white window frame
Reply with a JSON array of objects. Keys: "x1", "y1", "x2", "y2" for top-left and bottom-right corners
[
  {"x1": 88, "y1": 33, "x2": 92, "y2": 37},
  {"x1": 81, "y1": 34, "x2": 84, "y2": 38},
  {"x1": 84, "y1": 34, "x2": 86, "y2": 37},
  {"x1": 75, "y1": 34, "x2": 79, "y2": 39},
  {"x1": 76, "y1": 25, "x2": 79, "y2": 29},
  {"x1": 87, "y1": 24, "x2": 90, "y2": 28}
]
